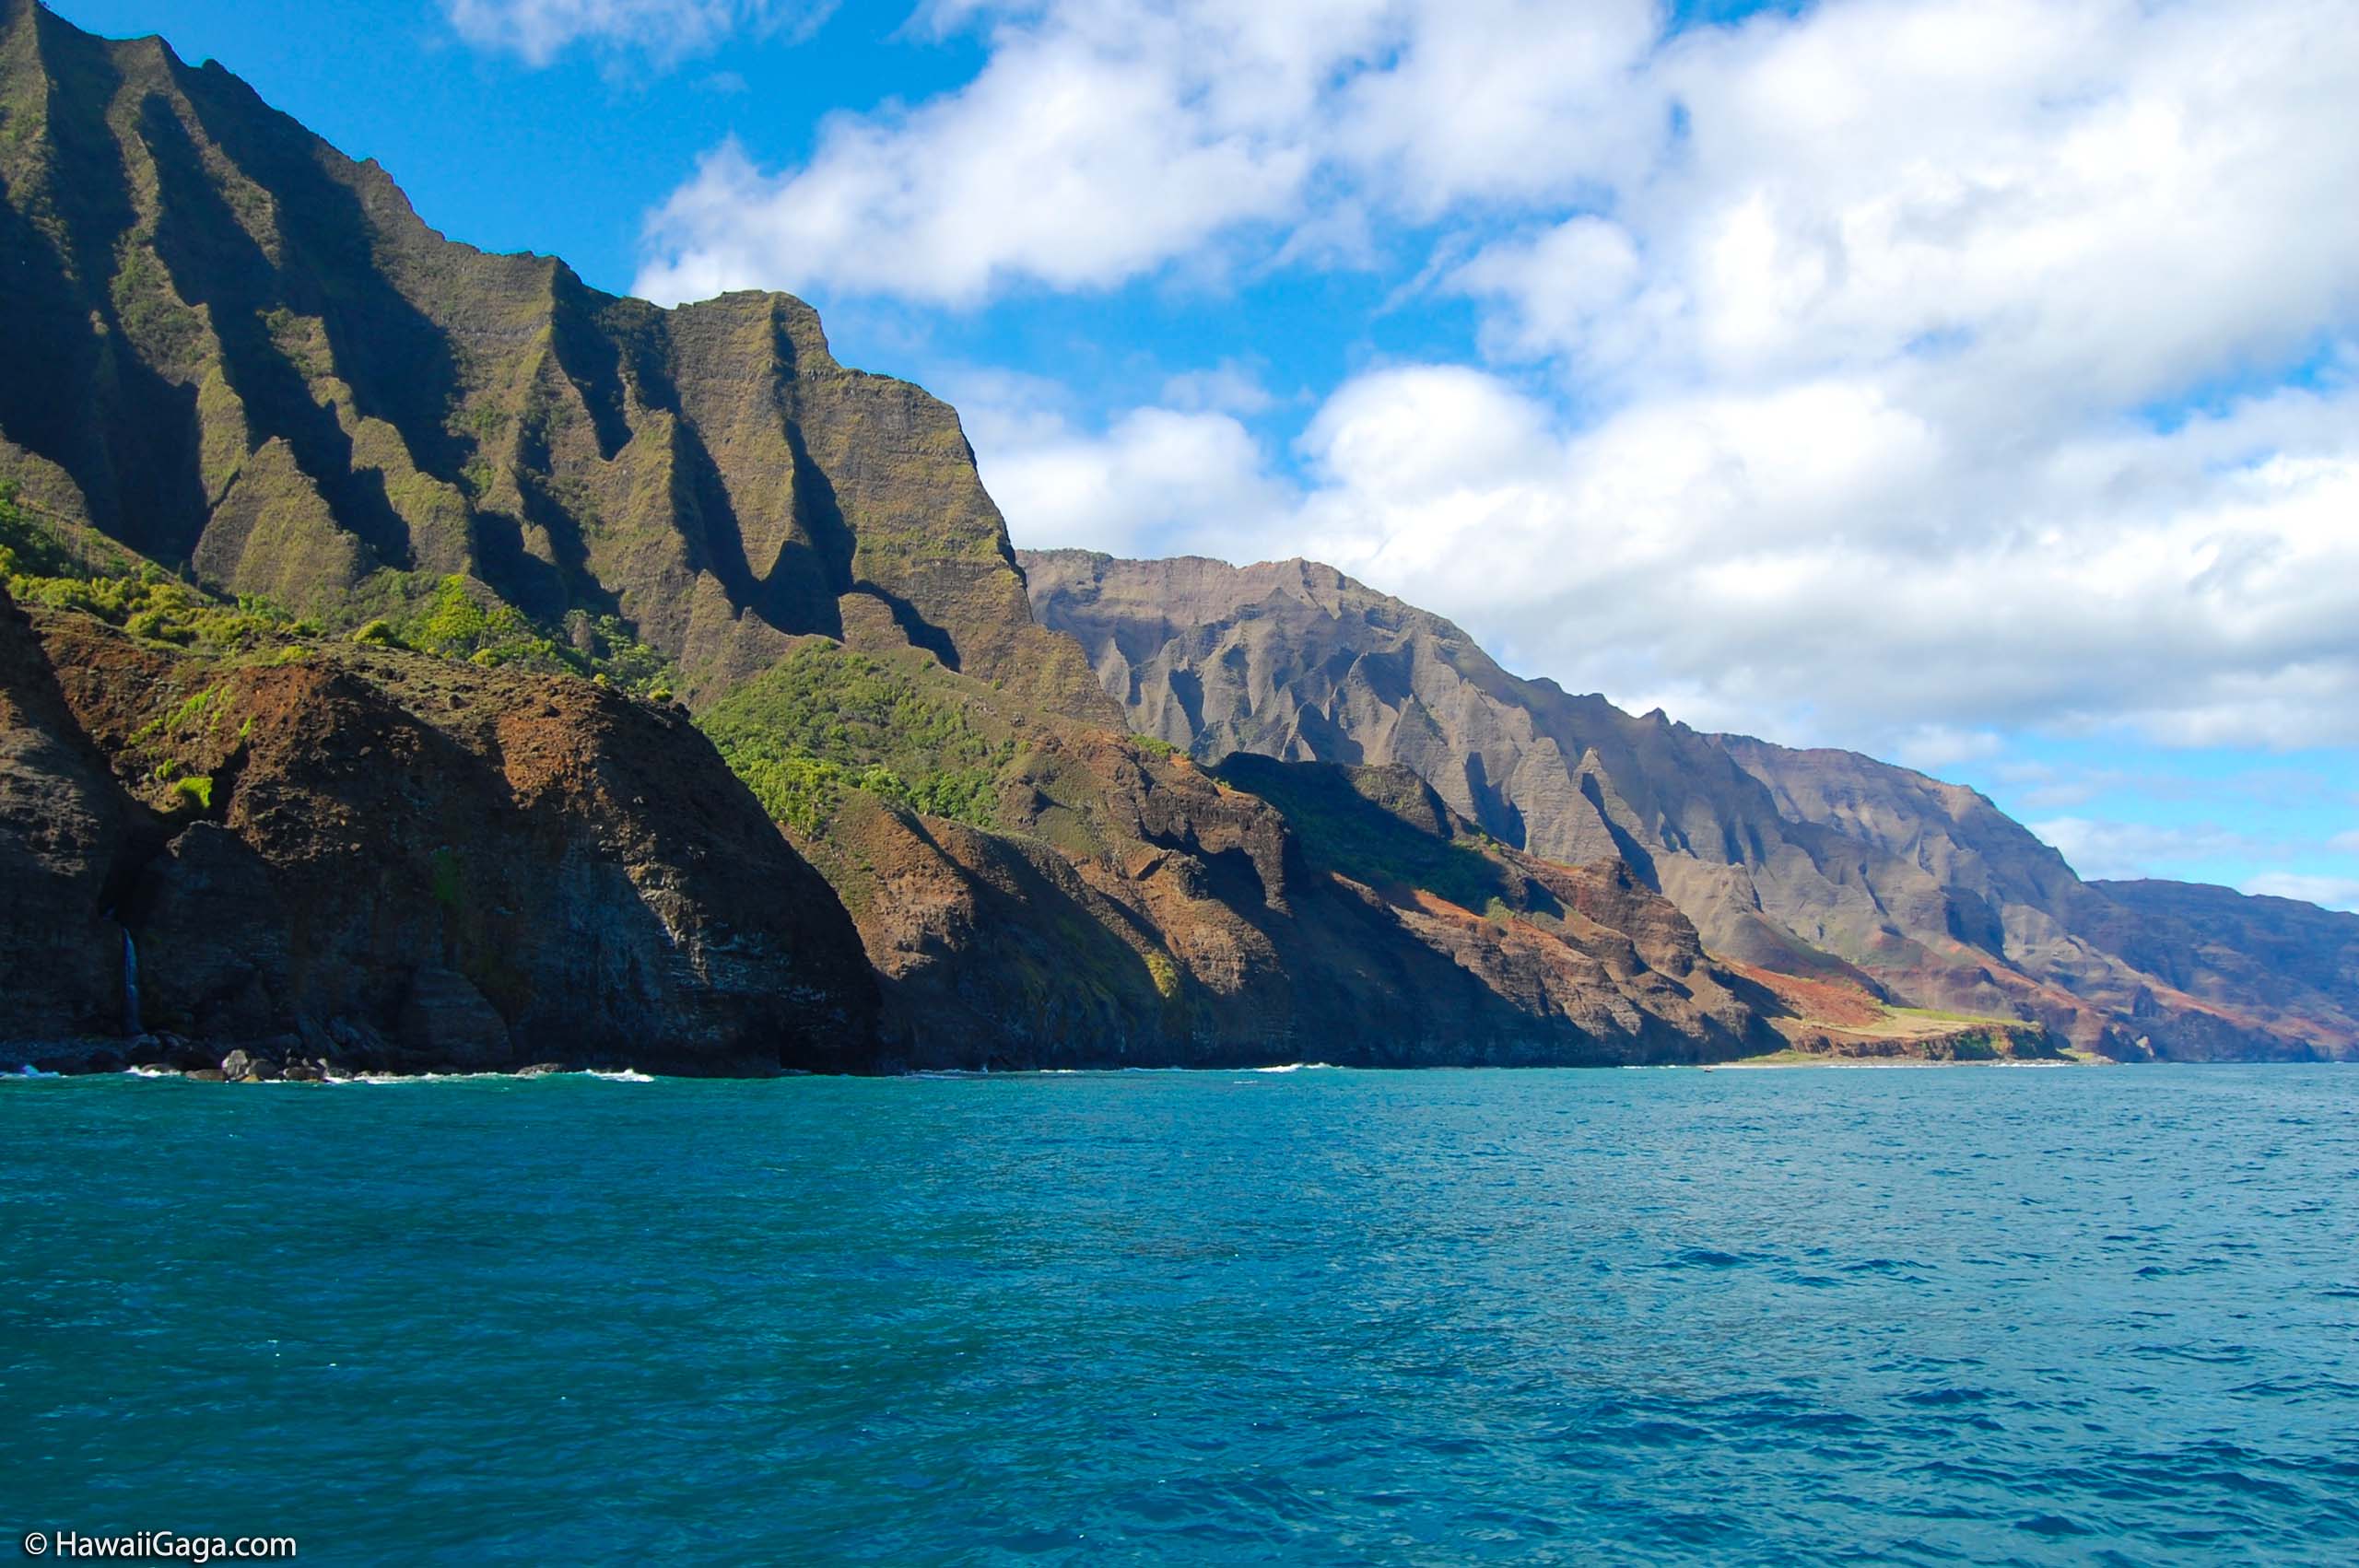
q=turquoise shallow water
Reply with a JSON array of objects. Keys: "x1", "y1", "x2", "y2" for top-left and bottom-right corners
[{"x1": 4, "y1": 1065, "x2": 2357, "y2": 1565}]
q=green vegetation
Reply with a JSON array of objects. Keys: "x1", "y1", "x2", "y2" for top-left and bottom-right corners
[
  {"x1": 165, "y1": 685, "x2": 225, "y2": 733},
  {"x1": 0, "y1": 484, "x2": 100, "y2": 579},
  {"x1": 1129, "y1": 733, "x2": 1183, "y2": 759},
  {"x1": 568, "y1": 610, "x2": 674, "y2": 696},
  {"x1": 429, "y1": 848, "x2": 467, "y2": 911},
  {"x1": 400, "y1": 573, "x2": 562, "y2": 667},
  {"x1": 5, "y1": 486, "x2": 678, "y2": 700},
  {"x1": 120, "y1": 677, "x2": 246, "y2": 810},
  {"x1": 1215, "y1": 755, "x2": 1514, "y2": 913},
  {"x1": 4, "y1": 482, "x2": 316, "y2": 649},
  {"x1": 698, "y1": 642, "x2": 1019, "y2": 834},
  {"x1": 371, "y1": 575, "x2": 677, "y2": 697},
  {"x1": 1892, "y1": 1005, "x2": 2025, "y2": 1027}
]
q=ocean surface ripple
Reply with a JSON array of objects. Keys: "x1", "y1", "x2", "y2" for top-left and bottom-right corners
[{"x1": 5, "y1": 1064, "x2": 2356, "y2": 1564}]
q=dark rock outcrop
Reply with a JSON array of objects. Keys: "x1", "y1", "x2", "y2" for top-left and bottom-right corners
[
  {"x1": 1, "y1": 587, "x2": 878, "y2": 1073},
  {"x1": 0, "y1": 579, "x2": 132, "y2": 1039}
]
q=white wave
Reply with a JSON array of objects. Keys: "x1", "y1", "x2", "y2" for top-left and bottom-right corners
[
  {"x1": 323, "y1": 1071, "x2": 511, "y2": 1085},
  {"x1": 1249, "y1": 1061, "x2": 1338, "y2": 1073},
  {"x1": 11, "y1": 1065, "x2": 61, "y2": 1079},
  {"x1": 586, "y1": 1069, "x2": 654, "y2": 1082},
  {"x1": 122, "y1": 1065, "x2": 178, "y2": 1079}
]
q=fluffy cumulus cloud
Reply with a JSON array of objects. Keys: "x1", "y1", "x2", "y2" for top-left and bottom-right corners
[
  {"x1": 616, "y1": 0, "x2": 2359, "y2": 840},
  {"x1": 1870, "y1": 725, "x2": 2004, "y2": 774},
  {"x1": 945, "y1": 371, "x2": 1292, "y2": 559},
  {"x1": 628, "y1": 0, "x2": 1707, "y2": 302},
  {"x1": 443, "y1": 0, "x2": 831, "y2": 65},
  {"x1": 1286, "y1": 369, "x2": 2359, "y2": 745}
]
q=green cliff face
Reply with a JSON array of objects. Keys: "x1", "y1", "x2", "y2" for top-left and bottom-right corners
[{"x1": 0, "y1": 0, "x2": 1116, "y2": 720}]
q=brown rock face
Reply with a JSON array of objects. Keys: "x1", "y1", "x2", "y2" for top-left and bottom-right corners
[
  {"x1": 3, "y1": 593, "x2": 877, "y2": 1072},
  {"x1": 1713, "y1": 741, "x2": 2359, "y2": 1059},
  {"x1": 0, "y1": 1, "x2": 1115, "y2": 722},
  {"x1": 722, "y1": 642, "x2": 1776, "y2": 1069},
  {"x1": 1023, "y1": 550, "x2": 2358, "y2": 1061},
  {"x1": 2058, "y1": 879, "x2": 2359, "y2": 1059}
]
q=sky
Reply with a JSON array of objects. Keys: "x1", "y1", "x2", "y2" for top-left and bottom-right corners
[{"x1": 48, "y1": 0, "x2": 2359, "y2": 910}]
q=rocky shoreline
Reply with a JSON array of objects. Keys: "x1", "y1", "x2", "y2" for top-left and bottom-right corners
[{"x1": 4, "y1": 1033, "x2": 645, "y2": 1082}]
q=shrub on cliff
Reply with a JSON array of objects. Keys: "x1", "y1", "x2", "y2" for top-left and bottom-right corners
[
  {"x1": 4, "y1": 487, "x2": 319, "y2": 650},
  {"x1": 385, "y1": 575, "x2": 677, "y2": 698},
  {"x1": 698, "y1": 643, "x2": 1016, "y2": 834}
]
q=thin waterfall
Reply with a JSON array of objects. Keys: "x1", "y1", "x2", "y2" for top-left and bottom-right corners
[{"x1": 120, "y1": 923, "x2": 143, "y2": 1037}]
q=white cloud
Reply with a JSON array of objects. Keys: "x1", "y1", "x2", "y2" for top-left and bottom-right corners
[
  {"x1": 632, "y1": 0, "x2": 1694, "y2": 303},
  {"x1": 1326, "y1": 0, "x2": 1662, "y2": 216},
  {"x1": 443, "y1": 0, "x2": 830, "y2": 65},
  {"x1": 1450, "y1": 216, "x2": 1652, "y2": 370},
  {"x1": 636, "y1": 0, "x2": 1389, "y2": 304},
  {"x1": 1274, "y1": 366, "x2": 2359, "y2": 749},
  {"x1": 1889, "y1": 726, "x2": 2005, "y2": 772},
  {"x1": 2026, "y1": 819, "x2": 2359, "y2": 907},
  {"x1": 2028, "y1": 817, "x2": 2267, "y2": 883},
  {"x1": 633, "y1": 0, "x2": 2359, "y2": 758},
  {"x1": 1461, "y1": 0, "x2": 2359, "y2": 421},
  {"x1": 2331, "y1": 830, "x2": 2359, "y2": 855},
  {"x1": 1995, "y1": 761, "x2": 2118, "y2": 813},
  {"x1": 1158, "y1": 361, "x2": 1278, "y2": 415},
  {"x1": 2240, "y1": 872, "x2": 2359, "y2": 912},
  {"x1": 949, "y1": 375, "x2": 1292, "y2": 559}
]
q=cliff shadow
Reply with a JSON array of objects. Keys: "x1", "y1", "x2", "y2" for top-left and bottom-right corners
[
  {"x1": 175, "y1": 62, "x2": 472, "y2": 486},
  {"x1": 139, "y1": 94, "x2": 413, "y2": 571}
]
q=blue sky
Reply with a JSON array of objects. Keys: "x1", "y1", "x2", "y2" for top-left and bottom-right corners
[{"x1": 49, "y1": 0, "x2": 2359, "y2": 908}]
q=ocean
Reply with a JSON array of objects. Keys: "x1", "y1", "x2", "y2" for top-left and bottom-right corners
[{"x1": 4, "y1": 1064, "x2": 2354, "y2": 1564}]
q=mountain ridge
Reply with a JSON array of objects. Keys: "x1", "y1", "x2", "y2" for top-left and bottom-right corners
[
  {"x1": 5, "y1": 0, "x2": 2345, "y2": 1072},
  {"x1": 0, "y1": 0, "x2": 1114, "y2": 720},
  {"x1": 1023, "y1": 547, "x2": 2358, "y2": 1060},
  {"x1": 2, "y1": 1, "x2": 1820, "y2": 1073}
]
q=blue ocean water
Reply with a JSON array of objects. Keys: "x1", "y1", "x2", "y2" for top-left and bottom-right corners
[{"x1": 3, "y1": 1065, "x2": 2356, "y2": 1565}]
